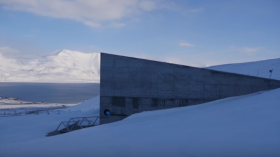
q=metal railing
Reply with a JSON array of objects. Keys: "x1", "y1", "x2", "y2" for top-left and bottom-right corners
[
  {"x1": 56, "y1": 116, "x2": 99, "y2": 133},
  {"x1": 0, "y1": 106, "x2": 67, "y2": 117}
]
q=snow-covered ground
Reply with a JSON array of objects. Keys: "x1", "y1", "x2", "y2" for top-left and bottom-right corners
[
  {"x1": 0, "y1": 50, "x2": 100, "y2": 83},
  {"x1": 0, "y1": 90, "x2": 280, "y2": 157},
  {"x1": 207, "y1": 58, "x2": 280, "y2": 80},
  {"x1": 0, "y1": 96, "x2": 99, "y2": 145},
  {"x1": 0, "y1": 97, "x2": 77, "y2": 110},
  {"x1": 0, "y1": 97, "x2": 80, "y2": 116}
]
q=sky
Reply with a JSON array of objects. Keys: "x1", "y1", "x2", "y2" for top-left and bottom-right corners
[{"x1": 0, "y1": 0, "x2": 279, "y2": 67}]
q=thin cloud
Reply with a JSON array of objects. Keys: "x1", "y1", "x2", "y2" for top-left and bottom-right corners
[
  {"x1": 241, "y1": 47, "x2": 262, "y2": 55},
  {"x1": 109, "y1": 22, "x2": 126, "y2": 28},
  {"x1": 0, "y1": 0, "x2": 159, "y2": 28},
  {"x1": 189, "y1": 7, "x2": 204, "y2": 13},
  {"x1": 179, "y1": 42, "x2": 195, "y2": 47},
  {"x1": 229, "y1": 46, "x2": 262, "y2": 55}
]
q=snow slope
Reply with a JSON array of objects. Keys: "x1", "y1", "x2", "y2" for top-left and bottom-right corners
[
  {"x1": 207, "y1": 58, "x2": 280, "y2": 80},
  {"x1": 1, "y1": 89, "x2": 280, "y2": 157},
  {"x1": 0, "y1": 96, "x2": 99, "y2": 145},
  {"x1": 0, "y1": 50, "x2": 100, "y2": 83}
]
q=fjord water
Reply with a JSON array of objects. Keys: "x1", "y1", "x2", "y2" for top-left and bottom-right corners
[{"x1": 0, "y1": 83, "x2": 100, "y2": 103}]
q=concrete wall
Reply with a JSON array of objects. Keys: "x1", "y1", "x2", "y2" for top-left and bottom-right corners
[{"x1": 99, "y1": 53, "x2": 280, "y2": 124}]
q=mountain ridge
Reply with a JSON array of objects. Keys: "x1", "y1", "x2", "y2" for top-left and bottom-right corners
[{"x1": 0, "y1": 50, "x2": 100, "y2": 83}]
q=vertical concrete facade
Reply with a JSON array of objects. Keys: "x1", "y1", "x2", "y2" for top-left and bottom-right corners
[{"x1": 100, "y1": 53, "x2": 280, "y2": 124}]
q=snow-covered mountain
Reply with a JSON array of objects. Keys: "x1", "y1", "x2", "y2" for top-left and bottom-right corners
[
  {"x1": 0, "y1": 50, "x2": 100, "y2": 83},
  {"x1": 207, "y1": 58, "x2": 280, "y2": 80},
  {"x1": 1, "y1": 50, "x2": 279, "y2": 82}
]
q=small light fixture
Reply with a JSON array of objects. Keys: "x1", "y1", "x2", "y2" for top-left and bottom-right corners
[{"x1": 104, "y1": 109, "x2": 110, "y2": 116}]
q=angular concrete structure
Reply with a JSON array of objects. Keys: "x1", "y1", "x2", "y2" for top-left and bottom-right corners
[{"x1": 99, "y1": 53, "x2": 280, "y2": 124}]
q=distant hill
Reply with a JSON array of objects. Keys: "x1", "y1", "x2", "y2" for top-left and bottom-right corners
[
  {"x1": 0, "y1": 50, "x2": 100, "y2": 83},
  {"x1": 206, "y1": 58, "x2": 280, "y2": 80}
]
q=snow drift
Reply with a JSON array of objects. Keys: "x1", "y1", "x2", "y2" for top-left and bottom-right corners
[{"x1": 0, "y1": 96, "x2": 99, "y2": 145}]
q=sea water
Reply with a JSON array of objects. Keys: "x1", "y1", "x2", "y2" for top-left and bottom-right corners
[{"x1": 0, "y1": 83, "x2": 99, "y2": 103}]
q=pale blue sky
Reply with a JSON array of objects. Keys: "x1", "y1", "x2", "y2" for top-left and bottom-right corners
[{"x1": 0, "y1": 0, "x2": 279, "y2": 67}]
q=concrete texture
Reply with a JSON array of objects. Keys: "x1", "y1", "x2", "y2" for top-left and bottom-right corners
[{"x1": 99, "y1": 53, "x2": 280, "y2": 124}]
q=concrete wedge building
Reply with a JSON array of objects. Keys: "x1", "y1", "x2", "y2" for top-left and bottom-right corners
[{"x1": 99, "y1": 53, "x2": 280, "y2": 124}]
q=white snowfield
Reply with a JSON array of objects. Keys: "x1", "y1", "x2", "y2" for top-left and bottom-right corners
[
  {"x1": 0, "y1": 89, "x2": 280, "y2": 157},
  {"x1": 0, "y1": 96, "x2": 99, "y2": 145},
  {"x1": 207, "y1": 58, "x2": 280, "y2": 80},
  {"x1": 0, "y1": 50, "x2": 100, "y2": 83}
]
